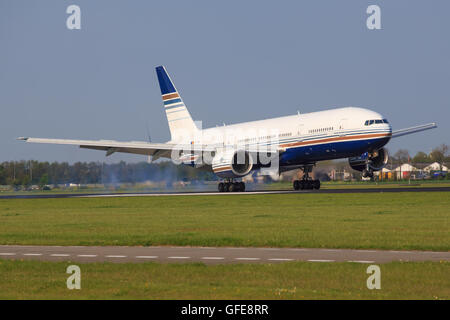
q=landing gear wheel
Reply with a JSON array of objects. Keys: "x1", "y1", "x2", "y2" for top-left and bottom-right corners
[
  {"x1": 299, "y1": 180, "x2": 305, "y2": 190},
  {"x1": 293, "y1": 180, "x2": 300, "y2": 190},
  {"x1": 313, "y1": 180, "x2": 321, "y2": 190},
  {"x1": 218, "y1": 182, "x2": 224, "y2": 192},
  {"x1": 229, "y1": 183, "x2": 237, "y2": 192},
  {"x1": 239, "y1": 182, "x2": 245, "y2": 192},
  {"x1": 362, "y1": 169, "x2": 374, "y2": 178},
  {"x1": 224, "y1": 183, "x2": 230, "y2": 192}
]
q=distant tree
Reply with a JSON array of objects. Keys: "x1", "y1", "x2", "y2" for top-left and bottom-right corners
[
  {"x1": 412, "y1": 151, "x2": 429, "y2": 164},
  {"x1": 39, "y1": 174, "x2": 49, "y2": 189},
  {"x1": 0, "y1": 164, "x2": 6, "y2": 185},
  {"x1": 22, "y1": 175, "x2": 31, "y2": 189},
  {"x1": 430, "y1": 144, "x2": 449, "y2": 172},
  {"x1": 394, "y1": 149, "x2": 410, "y2": 163},
  {"x1": 9, "y1": 178, "x2": 21, "y2": 190}
]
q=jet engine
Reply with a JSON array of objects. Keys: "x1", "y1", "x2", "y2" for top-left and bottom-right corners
[
  {"x1": 212, "y1": 149, "x2": 254, "y2": 178},
  {"x1": 348, "y1": 148, "x2": 389, "y2": 177}
]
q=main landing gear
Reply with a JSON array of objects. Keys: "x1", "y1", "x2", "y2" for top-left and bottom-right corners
[
  {"x1": 218, "y1": 180, "x2": 246, "y2": 192},
  {"x1": 293, "y1": 165, "x2": 321, "y2": 190},
  {"x1": 362, "y1": 168, "x2": 374, "y2": 178}
]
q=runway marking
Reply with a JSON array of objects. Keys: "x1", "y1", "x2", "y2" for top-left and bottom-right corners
[{"x1": 1, "y1": 245, "x2": 447, "y2": 264}]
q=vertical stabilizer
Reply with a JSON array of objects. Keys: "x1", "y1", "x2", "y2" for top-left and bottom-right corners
[{"x1": 155, "y1": 66, "x2": 198, "y2": 142}]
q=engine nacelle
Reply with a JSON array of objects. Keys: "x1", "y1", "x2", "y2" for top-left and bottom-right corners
[
  {"x1": 212, "y1": 149, "x2": 254, "y2": 178},
  {"x1": 348, "y1": 148, "x2": 389, "y2": 172}
]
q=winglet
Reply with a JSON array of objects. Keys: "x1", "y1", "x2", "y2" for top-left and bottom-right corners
[{"x1": 16, "y1": 137, "x2": 29, "y2": 141}]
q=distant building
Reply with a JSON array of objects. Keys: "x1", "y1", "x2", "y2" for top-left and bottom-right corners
[
  {"x1": 423, "y1": 162, "x2": 448, "y2": 172},
  {"x1": 393, "y1": 163, "x2": 418, "y2": 179},
  {"x1": 376, "y1": 167, "x2": 393, "y2": 180}
]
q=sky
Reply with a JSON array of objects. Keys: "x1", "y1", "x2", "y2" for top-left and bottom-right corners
[{"x1": 1, "y1": 0, "x2": 449, "y2": 163}]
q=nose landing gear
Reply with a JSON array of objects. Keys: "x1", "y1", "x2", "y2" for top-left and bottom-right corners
[
  {"x1": 218, "y1": 180, "x2": 246, "y2": 192},
  {"x1": 293, "y1": 165, "x2": 321, "y2": 190}
]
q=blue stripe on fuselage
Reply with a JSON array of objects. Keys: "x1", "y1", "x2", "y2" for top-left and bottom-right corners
[{"x1": 279, "y1": 137, "x2": 391, "y2": 166}]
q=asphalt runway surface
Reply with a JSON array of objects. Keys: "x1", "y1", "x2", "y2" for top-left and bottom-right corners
[
  {"x1": 1, "y1": 186, "x2": 450, "y2": 199},
  {"x1": 0, "y1": 245, "x2": 448, "y2": 264}
]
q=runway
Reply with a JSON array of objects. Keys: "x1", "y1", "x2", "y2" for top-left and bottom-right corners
[
  {"x1": 0, "y1": 245, "x2": 448, "y2": 264},
  {"x1": 1, "y1": 186, "x2": 450, "y2": 199}
]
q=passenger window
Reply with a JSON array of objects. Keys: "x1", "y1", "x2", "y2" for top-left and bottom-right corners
[{"x1": 369, "y1": 120, "x2": 374, "y2": 125}]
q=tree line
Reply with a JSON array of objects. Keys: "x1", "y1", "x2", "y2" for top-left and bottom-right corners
[
  {"x1": 1, "y1": 144, "x2": 448, "y2": 187},
  {"x1": 391, "y1": 144, "x2": 449, "y2": 168},
  {"x1": 0, "y1": 160, "x2": 216, "y2": 188}
]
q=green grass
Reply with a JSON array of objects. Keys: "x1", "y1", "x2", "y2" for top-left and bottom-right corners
[
  {"x1": 0, "y1": 192, "x2": 449, "y2": 250},
  {"x1": 0, "y1": 260, "x2": 447, "y2": 299}
]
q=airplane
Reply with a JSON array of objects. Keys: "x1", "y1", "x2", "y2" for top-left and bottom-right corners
[{"x1": 18, "y1": 66, "x2": 437, "y2": 192}]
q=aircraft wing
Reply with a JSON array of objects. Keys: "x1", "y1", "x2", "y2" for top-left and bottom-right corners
[
  {"x1": 17, "y1": 137, "x2": 216, "y2": 161},
  {"x1": 391, "y1": 123, "x2": 437, "y2": 138}
]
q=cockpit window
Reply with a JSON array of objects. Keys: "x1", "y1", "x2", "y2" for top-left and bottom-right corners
[{"x1": 365, "y1": 119, "x2": 388, "y2": 126}]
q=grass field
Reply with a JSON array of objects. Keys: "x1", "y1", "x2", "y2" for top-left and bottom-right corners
[
  {"x1": 0, "y1": 260, "x2": 447, "y2": 299},
  {"x1": 0, "y1": 192, "x2": 449, "y2": 250}
]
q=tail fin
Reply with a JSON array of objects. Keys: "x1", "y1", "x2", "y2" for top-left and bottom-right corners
[{"x1": 155, "y1": 66, "x2": 198, "y2": 142}]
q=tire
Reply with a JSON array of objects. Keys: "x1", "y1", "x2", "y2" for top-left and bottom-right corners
[
  {"x1": 313, "y1": 180, "x2": 321, "y2": 190},
  {"x1": 218, "y1": 183, "x2": 224, "y2": 192},
  {"x1": 224, "y1": 183, "x2": 230, "y2": 192},
  {"x1": 293, "y1": 180, "x2": 300, "y2": 190},
  {"x1": 239, "y1": 182, "x2": 245, "y2": 192},
  {"x1": 229, "y1": 183, "x2": 236, "y2": 192},
  {"x1": 299, "y1": 180, "x2": 305, "y2": 190}
]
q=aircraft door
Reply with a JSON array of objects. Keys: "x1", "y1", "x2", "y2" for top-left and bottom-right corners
[{"x1": 338, "y1": 119, "x2": 348, "y2": 136}]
